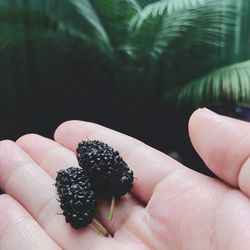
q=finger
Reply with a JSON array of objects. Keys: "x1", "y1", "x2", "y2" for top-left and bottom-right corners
[
  {"x1": 189, "y1": 108, "x2": 250, "y2": 196},
  {"x1": 0, "y1": 140, "x2": 108, "y2": 250},
  {"x1": 54, "y1": 120, "x2": 193, "y2": 203},
  {"x1": 0, "y1": 194, "x2": 60, "y2": 250},
  {"x1": 16, "y1": 134, "x2": 78, "y2": 179},
  {"x1": 16, "y1": 134, "x2": 143, "y2": 234}
]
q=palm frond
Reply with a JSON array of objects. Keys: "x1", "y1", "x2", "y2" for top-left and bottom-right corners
[
  {"x1": 129, "y1": 1, "x2": 168, "y2": 30},
  {"x1": 0, "y1": 1, "x2": 137, "y2": 57},
  {"x1": 129, "y1": 0, "x2": 238, "y2": 59},
  {"x1": 69, "y1": 0, "x2": 111, "y2": 51},
  {"x1": 167, "y1": 0, "x2": 206, "y2": 13},
  {"x1": 127, "y1": 0, "x2": 160, "y2": 10},
  {"x1": 126, "y1": 0, "x2": 143, "y2": 11},
  {"x1": 69, "y1": 0, "x2": 146, "y2": 55},
  {"x1": 169, "y1": 60, "x2": 250, "y2": 106},
  {"x1": 129, "y1": 0, "x2": 211, "y2": 29}
]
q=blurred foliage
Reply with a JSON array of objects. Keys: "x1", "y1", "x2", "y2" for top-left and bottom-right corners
[
  {"x1": 169, "y1": 60, "x2": 250, "y2": 106},
  {"x1": 1, "y1": 0, "x2": 250, "y2": 105},
  {"x1": 2, "y1": 0, "x2": 249, "y2": 175}
]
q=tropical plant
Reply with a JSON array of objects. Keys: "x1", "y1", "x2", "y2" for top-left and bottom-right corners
[
  {"x1": 1, "y1": 0, "x2": 250, "y2": 107},
  {"x1": 170, "y1": 59, "x2": 250, "y2": 107}
]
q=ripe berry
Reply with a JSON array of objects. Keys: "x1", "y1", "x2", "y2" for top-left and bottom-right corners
[
  {"x1": 55, "y1": 167, "x2": 97, "y2": 229},
  {"x1": 76, "y1": 140, "x2": 134, "y2": 199}
]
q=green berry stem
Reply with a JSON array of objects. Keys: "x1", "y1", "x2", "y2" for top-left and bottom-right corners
[
  {"x1": 91, "y1": 218, "x2": 109, "y2": 237},
  {"x1": 108, "y1": 196, "x2": 115, "y2": 221}
]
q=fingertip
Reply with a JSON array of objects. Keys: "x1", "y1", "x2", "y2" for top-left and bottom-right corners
[
  {"x1": 188, "y1": 108, "x2": 217, "y2": 136},
  {"x1": 188, "y1": 108, "x2": 202, "y2": 138},
  {"x1": 54, "y1": 120, "x2": 104, "y2": 145},
  {"x1": 0, "y1": 140, "x2": 20, "y2": 172},
  {"x1": 54, "y1": 120, "x2": 87, "y2": 140},
  {"x1": 188, "y1": 108, "x2": 250, "y2": 187},
  {"x1": 188, "y1": 108, "x2": 230, "y2": 180},
  {"x1": 0, "y1": 140, "x2": 15, "y2": 153},
  {"x1": 188, "y1": 108, "x2": 226, "y2": 151},
  {"x1": 16, "y1": 133, "x2": 41, "y2": 146}
]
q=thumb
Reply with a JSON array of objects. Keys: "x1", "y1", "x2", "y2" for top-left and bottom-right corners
[{"x1": 189, "y1": 108, "x2": 250, "y2": 196}]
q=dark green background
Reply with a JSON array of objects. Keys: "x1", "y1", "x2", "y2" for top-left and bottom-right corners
[{"x1": 1, "y1": 0, "x2": 250, "y2": 176}]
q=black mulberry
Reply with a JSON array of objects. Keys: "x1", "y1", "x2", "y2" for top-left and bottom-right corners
[
  {"x1": 76, "y1": 140, "x2": 134, "y2": 199},
  {"x1": 55, "y1": 167, "x2": 97, "y2": 229}
]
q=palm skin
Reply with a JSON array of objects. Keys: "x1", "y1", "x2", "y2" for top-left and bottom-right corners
[{"x1": 1, "y1": 108, "x2": 250, "y2": 250}]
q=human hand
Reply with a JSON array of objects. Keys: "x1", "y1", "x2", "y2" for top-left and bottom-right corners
[{"x1": 1, "y1": 108, "x2": 250, "y2": 249}]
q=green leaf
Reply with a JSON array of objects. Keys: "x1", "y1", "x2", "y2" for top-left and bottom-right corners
[
  {"x1": 68, "y1": 0, "x2": 143, "y2": 56},
  {"x1": 126, "y1": 0, "x2": 142, "y2": 11},
  {"x1": 129, "y1": 0, "x2": 237, "y2": 59},
  {"x1": 169, "y1": 60, "x2": 250, "y2": 106},
  {"x1": 167, "y1": 0, "x2": 206, "y2": 13},
  {"x1": 69, "y1": 0, "x2": 111, "y2": 50}
]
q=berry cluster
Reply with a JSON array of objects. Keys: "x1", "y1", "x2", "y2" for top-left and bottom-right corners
[{"x1": 55, "y1": 140, "x2": 134, "y2": 231}]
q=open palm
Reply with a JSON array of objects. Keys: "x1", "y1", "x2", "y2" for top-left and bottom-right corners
[{"x1": 1, "y1": 108, "x2": 250, "y2": 250}]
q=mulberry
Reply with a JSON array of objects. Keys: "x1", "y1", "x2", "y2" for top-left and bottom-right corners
[
  {"x1": 55, "y1": 167, "x2": 97, "y2": 229},
  {"x1": 76, "y1": 140, "x2": 134, "y2": 199}
]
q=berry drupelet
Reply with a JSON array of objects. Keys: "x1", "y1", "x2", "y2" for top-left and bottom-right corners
[
  {"x1": 55, "y1": 167, "x2": 97, "y2": 229},
  {"x1": 76, "y1": 140, "x2": 134, "y2": 199}
]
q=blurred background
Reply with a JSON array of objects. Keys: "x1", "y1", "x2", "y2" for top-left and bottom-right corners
[{"x1": 1, "y1": 0, "x2": 250, "y2": 176}]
